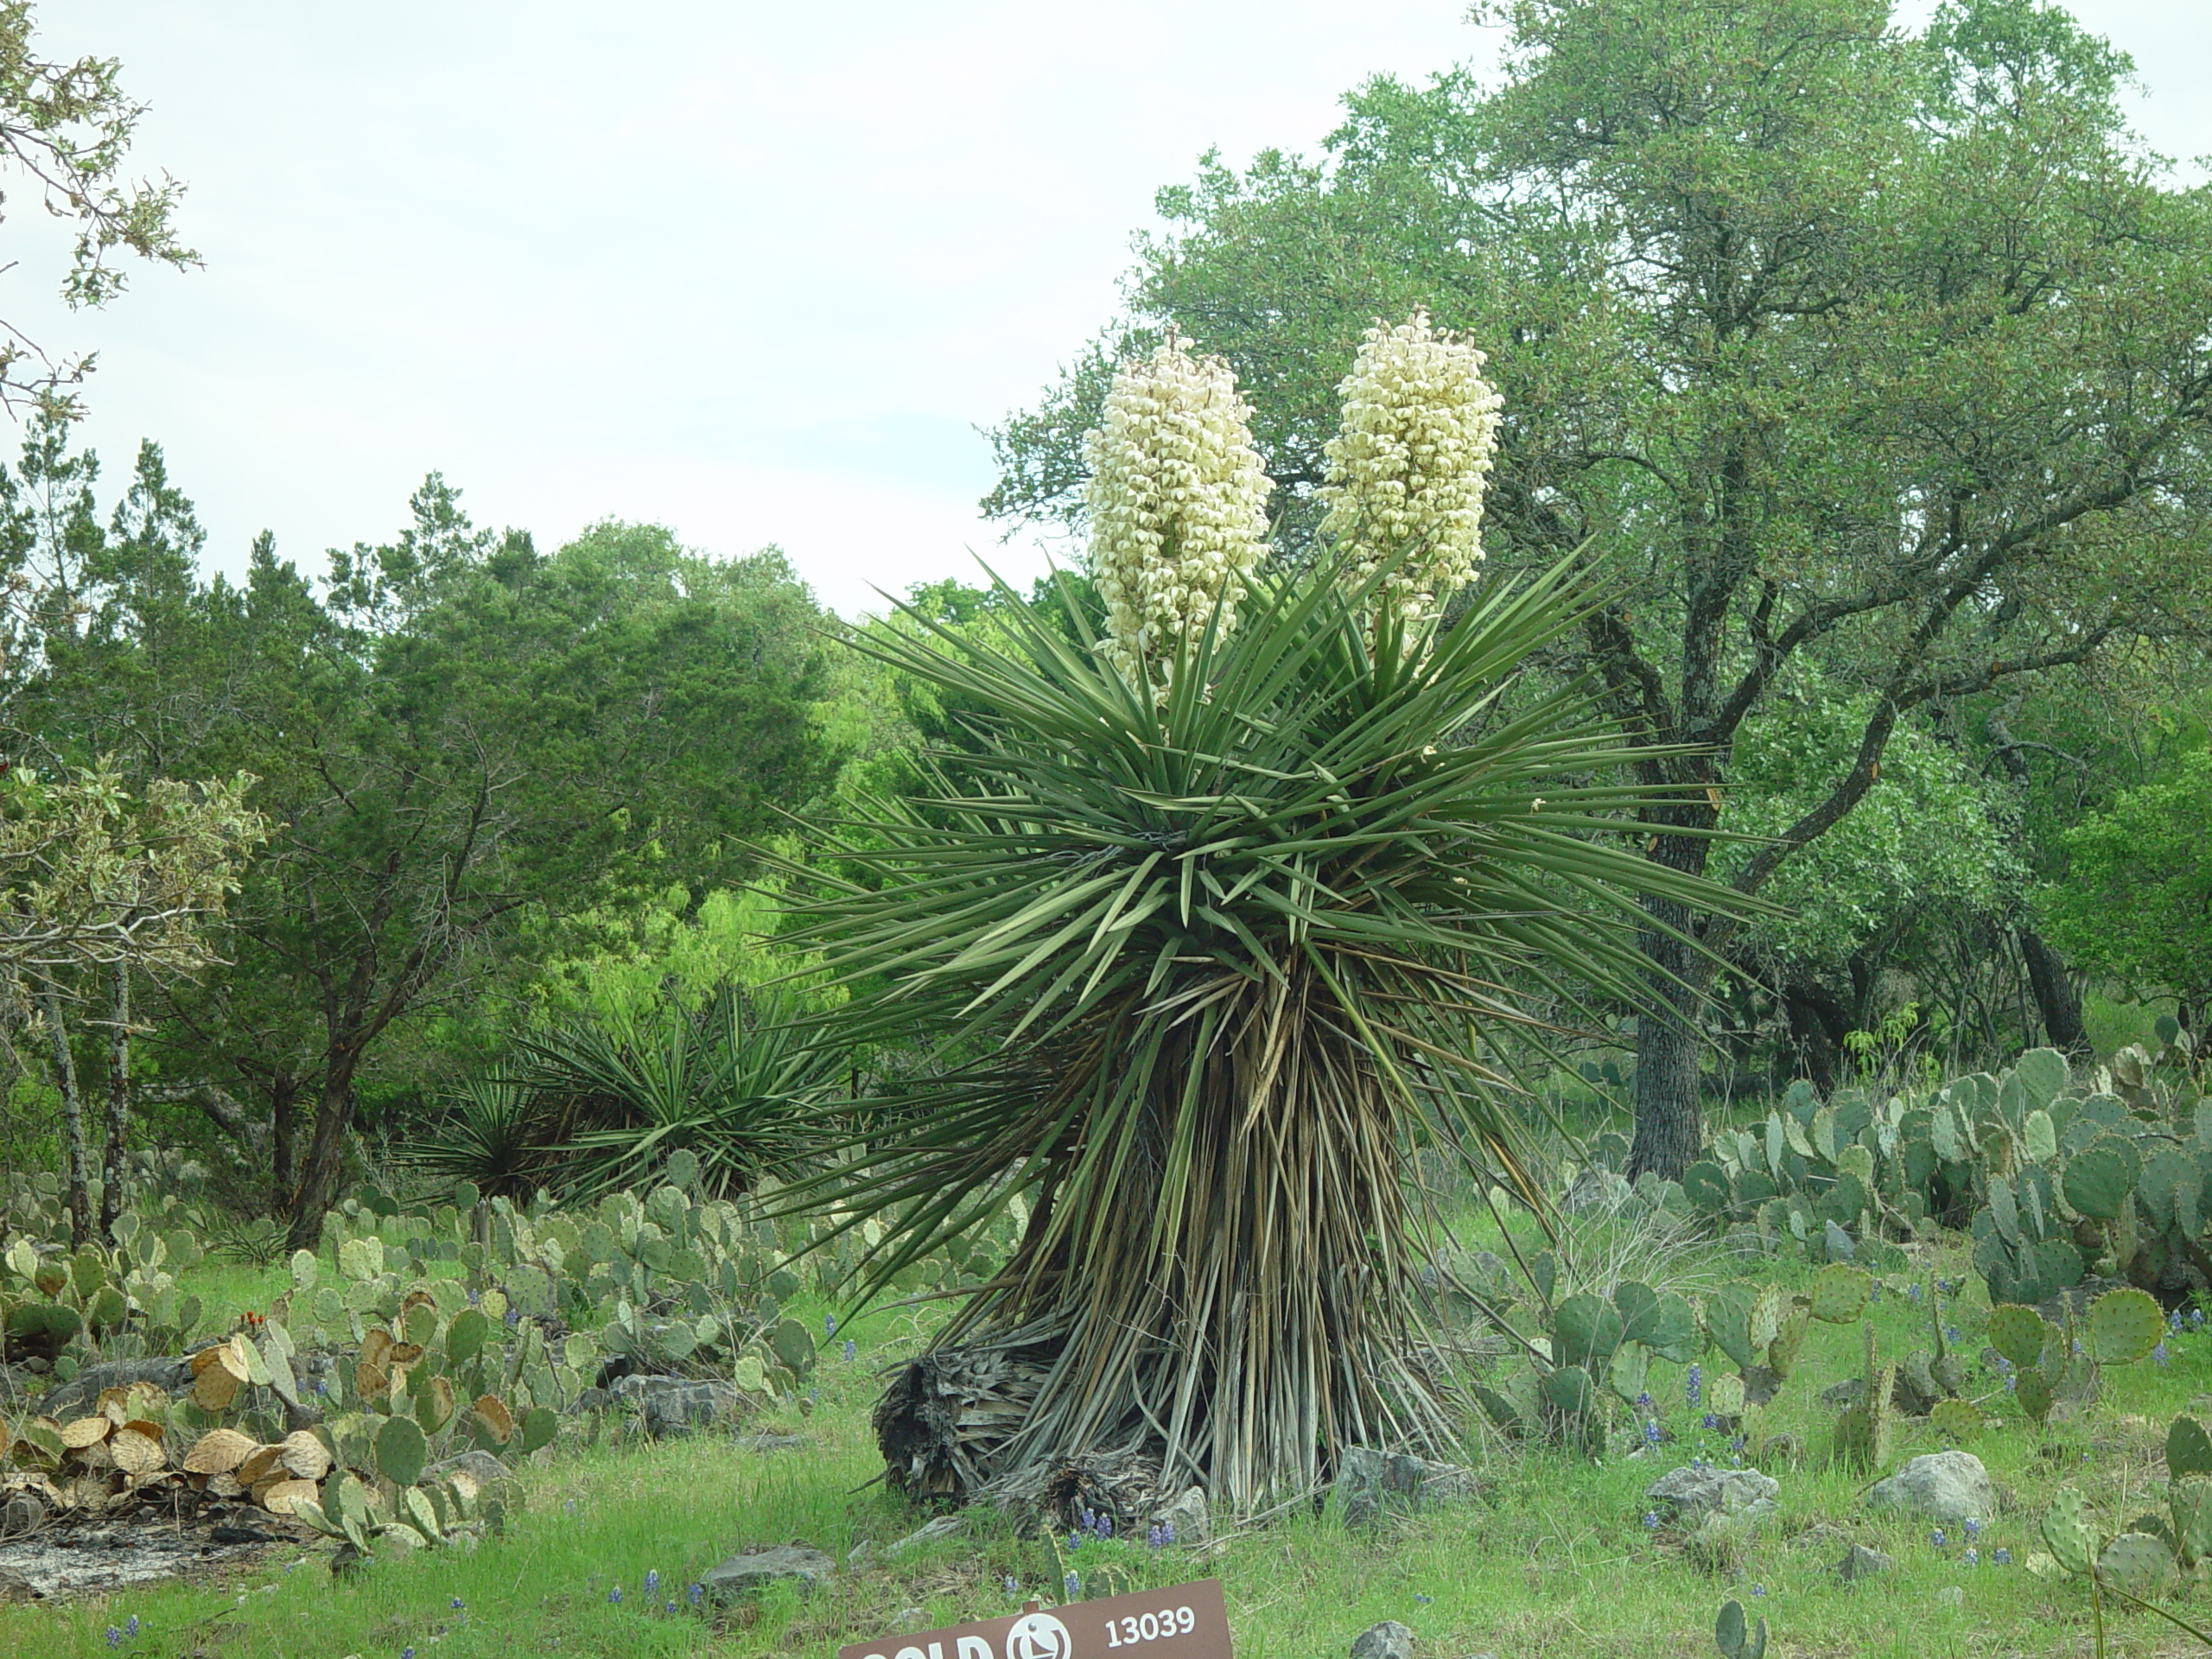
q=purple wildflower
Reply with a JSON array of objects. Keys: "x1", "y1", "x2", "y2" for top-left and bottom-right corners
[
  {"x1": 1686, "y1": 1364, "x2": 1702, "y2": 1408},
  {"x1": 1993, "y1": 1548, "x2": 2012, "y2": 1566}
]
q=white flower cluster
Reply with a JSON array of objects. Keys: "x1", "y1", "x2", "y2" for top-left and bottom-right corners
[
  {"x1": 1084, "y1": 335, "x2": 1271, "y2": 696},
  {"x1": 1318, "y1": 310, "x2": 1503, "y2": 625}
]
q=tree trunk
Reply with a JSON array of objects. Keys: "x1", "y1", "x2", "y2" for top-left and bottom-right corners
[
  {"x1": 1628, "y1": 832, "x2": 1716, "y2": 1180},
  {"x1": 2019, "y1": 927, "x2": 2088, "y2": 1058},
  {"x1": 40, "y1": 975, "x2": 89, "y2": 1249},
  {"x1": 99, "y1": 962, "x2": 130, "y2": 1243},
  {"x1": 1783, "y1": 980, "x2": 1841, "y2": 1096},
  {"x1": 285, "y1": 1055, "x2": 358, "y2": 1253},
  {"x1": 270, "y1": 1072, "x2": 299, "y2": 1215}
]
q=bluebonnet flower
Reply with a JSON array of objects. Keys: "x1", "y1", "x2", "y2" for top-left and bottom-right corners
[
  {"x1": 105, "y1": 1630, "x2": 122, "y2": 1651},
  {"x1": 645, "y1": 1570, "x2": 659, "y2": 1597},
  {"x1": 1963, "y1": 1519, "x2": 1980, "y2": 1541},
  {"x1": 1944, "y1": 1325, "x2": 1960, "y2": 1344},
  {"x1": 1963, "y1": 1548, "x2": 1979, "y2": 1567},
  {"x1": 2005, "y1": 1374, "x2": 2018, "y2": 1391},
  {"x1": 1643, "y1": 1420, "x2": 1662, "y2": 1447},
  {"x1": 2192, "y1": 1307, "x2": 2205, "y2": 1329},
  {"x1": 505, "y1": 1307, "x2": 520, "y2": 1327},
  {"x1": 1163, "y1": 1521, "x2": 1176, "y2": 1545},
  {"x1": 1931, "y1": 1529, "x2": 1945, "y2": 1548},
  {"x1": 1069, "y1": 1531, "x2": 1084, "y2": 1551},
  {"x1": 1006, "y1": 1575, "x2": 1021, "y2": 1594},
  {"x1": 608, "y1": 1586, "x2": 622, "y2": 1605},
  {"x1": 1749, "y1": 1585, "x2": 1764, "y2": 1598},
  {"x1": 1907, "y1": 1283, "x2": 1922, "y2": 1301},
  {"x1": 2157, "y1": 1341, "x2": 2171, "y2": 1367},
  {"x1": 689, "y1": 1583, "x2": 705, "y2": 1606},
  {"x1": 1643, "y1": 1511, "x2": 1660, "y2": 1530},
  {"x1": 1702, "y1": 1413, "x2": 1721, "y2": 1432},
  {"x1": 1147, "y1": 1525, "x2": 1164, "y2": 1548},
  {"x1": 1993, "y1": 1548, "x2": 2012, "y2": 1566},
  {"x1": 826, "y1": 1313, "x2": 837, "y2": 1336},
  {"x1": 401, "y1": 1649, "x2": 415, "y2": 1659},
  {"x1": 467, "y1": 1288, "x2": 480, "y2": 1306},
  {"x1": 843, "y1": 1338, "x2": 856, "y2": 1361},
  {"x1": 1635, "y1": 1390, "x2": 1655, "y2": 1412},
  {"x1": 2171, "y1": 1311, "x2": 2185, "y2": 1333},
  {"x1": 1686, "y1": 1364, "x2": 1702, "y2": 1408},
  {"x1": 665, "y1": 1604, "x2": 678, "y2": 1616},
  {"x1": 1868, "y1": 1281, "x2": 1881, "y2": 1303},
  {"x1": 126, "y1": 1618, "x2": 139, "y2": 1637},
  {"x1": 1414, "y1": 1594, "x2": 1432, "y2": 1605},
  {"x1": 450, "y1": 1599, "x2": 466, "y2": 1612},
  {"x1": 1065, "y1": 1571, "x2": 1080, "y2": 1600}
]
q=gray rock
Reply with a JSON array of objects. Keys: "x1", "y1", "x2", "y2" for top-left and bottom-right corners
[
  {"x1": 1350, "y1": 1620, "x2": 1415, "y2": 1659},
  {"x1": 35, "y1": 1355, "x2": 194, "y2": 1420},
  {"x1": 699, "y1": 1545, "x2": 836, "y2": 1603},
  {"x1": 1836, "y1": 1543, "x2": 1893, "y2": 1582},
  {"x1": 846, "y1": 1541, "x2": 874, "y2": 1568},
  {"x1": 1865, "y1": 1451, "x2": 1996, "y2": 1526},
  {"x1": 1333, "y1": 1446, "x2": 1483, "y2": 1528},
  {"x1": 1824, "y1": 1219, "x2": 1856, "y2": 1262},
  {"x1": 886, "y1": 1514, "x2": 966, "y2": 1555},
  {"x1": 610, "y1": 1374, "x2": 748, "y2": 1439},
  {"x1": 426, "y1": 1450, "x2": 514, "y2": 1501},
  {"x1": 736, "y1": 1433, "x2": 816, "y2": 1453},
  {"x1": 1645, "y1": 1464, "x2": 1779, "y2": 1526},
  {"x1": 1156, "y1": 1485, "x2": 1211, "y2": 1547},
  {"x1": 1935, "y1": 1585, "x2": 1964, "y2": 1606}
]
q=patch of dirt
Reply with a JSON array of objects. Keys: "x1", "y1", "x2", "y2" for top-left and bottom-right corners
[{"x1": 0, "y1": 1499, "x2": 309, "y2": 1601}]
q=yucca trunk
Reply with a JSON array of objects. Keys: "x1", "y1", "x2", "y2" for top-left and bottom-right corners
[{"x1": 943, "y1": 956, "x2": 1444, "y2": 1514}]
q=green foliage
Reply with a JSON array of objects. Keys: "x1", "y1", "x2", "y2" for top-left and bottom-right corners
[
  {"x1": 2044, "y1": 748, "x2": 2212, "y2": 1011},
  {"x1": 411, "y1": 984, "x2": 840, "y2": 1203}
]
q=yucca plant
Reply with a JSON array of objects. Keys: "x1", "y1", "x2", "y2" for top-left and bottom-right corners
[
  {"x1": 512, "y1": 983, "x2": 836, "y2": 1200},
  {"x1": 781, "y1": 556, "x2": 1749, "y2": 1515}
]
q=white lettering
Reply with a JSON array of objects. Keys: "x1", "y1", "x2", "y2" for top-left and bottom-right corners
[
  {"x1": 895, "y1": 1648, "x2": 926, "y2": 1659},
  {"x1": 957, "y1": 1640, "x2": 995, "y2": 1659}
]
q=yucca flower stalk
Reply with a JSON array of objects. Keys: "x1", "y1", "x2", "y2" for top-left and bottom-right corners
[
  {"x1": 1319, "y1": 310, "x2": 1503, "y2": 626},
  {"x1": 1084, "y1": 334, "x2": 1270, "y2": 698},
  {"x1": 774, "y1": 552, "x2": 1737, "y2": 1519}
]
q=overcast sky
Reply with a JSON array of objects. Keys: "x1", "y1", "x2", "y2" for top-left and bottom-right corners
[{"x1": 16, "y1": 2, "x2": 2212, "y2": 619}]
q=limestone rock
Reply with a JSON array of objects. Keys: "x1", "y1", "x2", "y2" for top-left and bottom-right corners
[
  {"x1": 1835, "y1": 1543, "x2": 1893, "y2": 1582},
  {"x1": 1865, "y1": 1451, "x2": 1995, "y2": 1526},
  {"x1": 1645, "y1": 1464, "x2": 1779, "y2": 1526},
  {"x1": 1350, "y1": 1620, "x2": 1415, "y2": 1659},
  {"x1": 699, "y1": 1545, "x2": 836, "y2": 1602},
  {"x1": 1333, "y1": 1446, "x2": 1483, "y2": 1528},
  {"x1": 610, "y1": 1374, "x2": 748, "y2": 1439}
]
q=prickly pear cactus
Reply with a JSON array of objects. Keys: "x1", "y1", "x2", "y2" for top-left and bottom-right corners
[{"x1": 2084, "y1": 1287, "x2": 2163, "y2": 1366}]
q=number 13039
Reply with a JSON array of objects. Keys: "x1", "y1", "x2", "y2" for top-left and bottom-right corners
[{"x1": 1102, "y1": 1606, "x2": 1195, "y2": 1648}]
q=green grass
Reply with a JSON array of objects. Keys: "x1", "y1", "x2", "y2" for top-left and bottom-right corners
[{"x1": 9, "y1": 1217, "x2": 2212, "y2": 1656}]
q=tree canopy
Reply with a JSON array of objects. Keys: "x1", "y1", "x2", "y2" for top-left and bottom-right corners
[{"x1": 987, "y1": 0, "x2": 2212, "y2": 1169}]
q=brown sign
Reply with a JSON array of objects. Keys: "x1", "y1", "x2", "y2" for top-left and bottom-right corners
[{"x1": 839, "y1": 1578, "x2": 1231, "y2": 1659}]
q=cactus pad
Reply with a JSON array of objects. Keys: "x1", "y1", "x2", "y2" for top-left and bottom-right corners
[
  {"x1": 2063, "y1": 1136, "x2": 2137, "y2": 1221},
  {"x1": 1929, "y1": 1397, "x2": 1982, "y2": 1442},
  {"x1": 2098, "y1": 1532, "x2": 2174, "y2": 1594},
  {"x1": 2016, "y1": 1369, "x2": 2056, "y2": 1425},
  {"x1": 2169, "y1": 1415, "x2": 2212, "y2": 1479},
  {"x1": 1809, "y1": 1263, "x2": 1870, "y2": 1325},
  {"x1": 1706, "y1": 1371, "x2": 1746, "y2": 1418},
  {"x1": 1714, "y1": 1599, "x2": 1766, "y2": 1659},
  {"x1": 1683, "y1": 1161, "x2": 1732, "y2": 1213},
  {"x1": 2012, "y1": 1046, "x2": 2070, "y2": 1111},
  {"x1": 2173, "y1": 1479, "x2": 2212, "y2": 1567},
  {"x1": 1554, "y1": 1293, "x2": 1626, "y2": 1373},
  {"x1": 1987, "y1": 1305, "x2": 2050, "y2": 1370},
  {"x1": 2043, "y1": 1486, "x2": 2095, "y2": 1576},
  {"x1": 373, "y1": 1414, "x2": 428, "y2": 1488},
  {"x1": 2086, "y1": 1287, "x2": 2164, "y2": 1365},
  {"x1": 1541, "y1": 1364, "x2": 1595, "y2": 1416}
]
